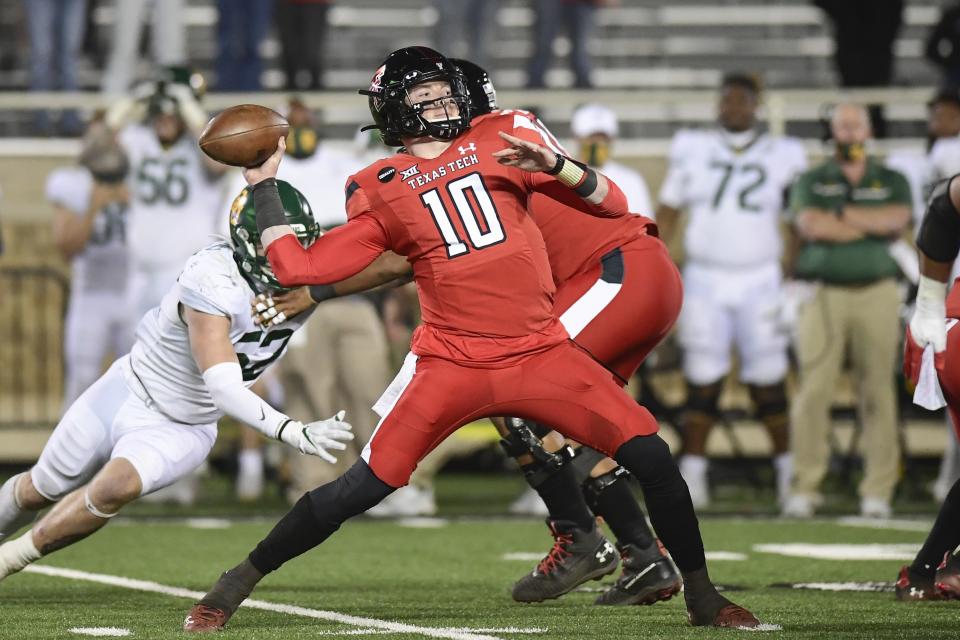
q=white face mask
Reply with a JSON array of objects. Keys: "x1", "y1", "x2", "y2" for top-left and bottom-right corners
[{"x1": 720, "y1": 128, "x2": 758, "y2": 150}]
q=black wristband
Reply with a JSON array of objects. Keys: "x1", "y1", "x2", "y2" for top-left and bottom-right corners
[
  {"x1": 251, "y1": 178, "x2": 285, "y2": 237},
  {"x1": 275, "y1": 418, "x2": 293, "y2": 441},
  {"x1": 544, "y1": 153, "x2": 565, "y2": 176},
  {"x1": 308, "y1": 284, "x2": 337, "y2": 304},
  {"x1": 574, "y1": 167, "x2": 599, "y2": 198}
]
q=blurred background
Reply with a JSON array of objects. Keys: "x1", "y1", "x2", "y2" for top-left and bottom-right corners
[{"x1": 1, "y1": 0, "x2": 958, "y2": 519}]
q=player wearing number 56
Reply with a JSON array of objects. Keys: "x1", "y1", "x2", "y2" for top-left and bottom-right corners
[
  {"x1": 103, "y1": 71, "x2": 230, "y2": 331},
  {"x1": 0, "y1": 180, "x2": 353, "y2": 585}
]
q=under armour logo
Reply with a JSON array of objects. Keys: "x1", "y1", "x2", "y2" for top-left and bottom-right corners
[
  {"x1": 400, "y1": 164, "x2": 420, "y2": 179},
  {"x1": 458, "y1": 143, "x2": 477, "y2": 154},
  {"x1": 596, "y1": 541, "x2": 616, "y2": 563}
]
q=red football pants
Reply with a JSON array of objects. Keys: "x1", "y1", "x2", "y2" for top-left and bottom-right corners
[
  {"x1": 553, "y1": 235, "x2": 682, "y2": 384},
  {"x1": 363, "y1": 340, "x2": 660, "y2": 487}
]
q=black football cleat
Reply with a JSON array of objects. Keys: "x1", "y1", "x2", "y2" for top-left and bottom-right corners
[
  {"x1": 935, "y1": 551, "x2": 960, "y2": 599},
  {"x1": 595, "y1": 541, "x2": 682, "y2": 606},
  {"x1": 512, "y1": 519, "x2": 619, "y2": 603},
  {"x1": 895, "y1": 565, "x2": 943, "y2": 601}
]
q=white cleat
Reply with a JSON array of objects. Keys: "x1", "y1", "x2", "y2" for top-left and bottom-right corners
[
  {"x1": 508, "y1": 487, "x2": 549, "y2": 516},
  {"x1": 781, "y1": 493, "x2": 815, "y2": 518},
  {"x1": 367, "y1": 485, "x2": 437, "y2": 518},
  {"x1": 860, "y1": 497, "x2": 892, "y2": 519}
]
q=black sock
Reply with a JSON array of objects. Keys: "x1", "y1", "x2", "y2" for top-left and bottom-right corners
[
  {"x1": 681, "y1": 566, "x2": 729, "y2": 623},
  {"x1": 614, "y1": 435, "x2": 706, "y2": 572},
  {"x1": 199, "y1": 558, "x2": 263, "y2": 614},
  {"x1": 587, "y1": 475, "x2": 655, "y2": 549},
  {"x1": 248, "y1": 461, "x2": 393, "y2": 575},
  {"x1": 525, "y1": 462, "x2": 595, "y2": 531},
  {"x1": 911, "y1": 477, "x2": 960, "y2": 579}
]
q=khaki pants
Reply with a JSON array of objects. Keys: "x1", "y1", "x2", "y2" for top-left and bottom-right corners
[
  {"x1": 790, "y1": 279, "x2": 901, "y2": 501},
  {"x1": 282, "y1": 297, "x2": 391, "y2": 496}
]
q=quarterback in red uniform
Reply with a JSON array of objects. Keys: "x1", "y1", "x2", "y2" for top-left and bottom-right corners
[
  {"x1": 184, "y1": 47, "x2": 759, "y2": 632},
  {"x1": 247, "y1": 58, "x2": 685, "y2": 606}
]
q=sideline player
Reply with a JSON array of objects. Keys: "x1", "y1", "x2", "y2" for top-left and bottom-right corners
[
  {"x1": 656, "y1": 73, "x2": 807, "y2": 507},
  {"x1": 107, "y1": 72, "x2": 228, "y2": 325},
  {"x1": 0, "y1": 182, "x2": 353, "y2": 577},
  {"x1": 48, "y1": 118, "x2": 132, "y2": 406},
  {"x1": 899, "y1": 174, "x2": 960, "y2": 600},
  {"x1": 251, "y1": 58, "x2": 683, "y2": 606},
  {"x1": 184, "y1": 47, "x2": 760, "y2": 631}
]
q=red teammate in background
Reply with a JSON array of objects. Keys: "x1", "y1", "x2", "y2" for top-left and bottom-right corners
[
  {"x1": 184, "y1": 46, "x2": 760, "y2": 632},
  {"x1": 899, "y1": 175, "x2": 960, "y2": 600}
]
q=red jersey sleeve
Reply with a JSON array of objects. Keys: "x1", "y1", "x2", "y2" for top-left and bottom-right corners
[
  {"x1": 503, "y1": 113, "x2": 628, "y2": 219},
  {"x1": 264, "y1": 213, "x2": 389, "y2": 287}
]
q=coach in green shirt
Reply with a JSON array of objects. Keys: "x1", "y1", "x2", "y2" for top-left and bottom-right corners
[{"x1": 784, "y1": 102, "x2": 911, "y2": 520}]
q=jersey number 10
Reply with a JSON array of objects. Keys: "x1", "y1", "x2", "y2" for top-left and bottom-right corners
[{"x1": 420, "y1": 172, "x2": 506, "y2": 258}]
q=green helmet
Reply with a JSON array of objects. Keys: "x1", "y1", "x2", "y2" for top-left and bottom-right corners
[{"x1": 228, "y1": 180, "x2": 321, "y2": 292}]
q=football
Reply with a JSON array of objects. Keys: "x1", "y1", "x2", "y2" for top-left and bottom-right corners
[{"x1": 199, "y1": 104, "x2": 289, "y2": 168}]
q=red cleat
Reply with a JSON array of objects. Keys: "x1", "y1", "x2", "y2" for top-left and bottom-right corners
[
  {"x1": 183, "y1": 604, "x2": 231, "y2": 633},
  {"x1": 935, "y1": 551, "x2": 960, "y2": 599},
  {"x1": 688, "y1": 600, "x2": 760, "y2": 629},
  {"x1": 707, "y1": 604, "x2": 761, "y2": 629}
]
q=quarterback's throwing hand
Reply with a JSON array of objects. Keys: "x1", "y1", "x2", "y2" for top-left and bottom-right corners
[
  {"x1": 493, "y1": 131, "x2": 558, "y2": 173},
  {"x1": 277, "y1": 410, "x2": 354, "y2": 462},
  {"x1": 243, "y1": 136, "x2": 286, "y2": 185}
]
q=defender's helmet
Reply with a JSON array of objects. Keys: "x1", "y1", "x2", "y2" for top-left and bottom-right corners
[
  {"x1": 450, "y1": 58, "x2": 497, "y2": 116},
  {"x1": 360, "y1": 46, "x2": 472, "y2": 146},
  {"x1": 228, "y1": 180, "x2": 321, "y2": 292}
]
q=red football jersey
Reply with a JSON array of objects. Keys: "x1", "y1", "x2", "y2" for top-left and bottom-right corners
[
  {"x1": 496, "y1": 109, "x2": 658, "y2": 285},
  {"x1": 265, "y1": 110, "x2": 629, "y2": 364}
]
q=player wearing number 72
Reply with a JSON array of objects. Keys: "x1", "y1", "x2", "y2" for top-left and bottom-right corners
[
  {"x1": 185, "y1": 46, "x2": 761, "y2": 631},
  {"x1": 0, "y1": 181, "x2": 354, "y2": 583}
]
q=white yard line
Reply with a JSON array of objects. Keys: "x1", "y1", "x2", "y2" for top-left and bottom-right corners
[
  {"x1": 68, "y1": 629, "x2": 132, "y2": 638},
  {"x1": 24, "y1": 565, "x2": 544, "y2": 640},
  {"x1": 835, "y1": 516, "x2": 933, "y2": 532}
]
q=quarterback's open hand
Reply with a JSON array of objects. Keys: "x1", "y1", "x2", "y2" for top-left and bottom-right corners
[
  {"x1": 492, "y1": 131, "x2": 558, "y2": 173},
  {"x1": 277, "y1": 411, "x2": 354, "y2": 462},
  {"x1": 251, "y1": 289, "x2": 314, "y2": 326},
  {"x1": 243, "y1": 136, "x2": 286, "y2": 185}
]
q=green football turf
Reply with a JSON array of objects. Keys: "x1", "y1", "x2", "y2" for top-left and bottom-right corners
[{"x1": 1, "y1": 509, "x2": 957, "y2": 640}]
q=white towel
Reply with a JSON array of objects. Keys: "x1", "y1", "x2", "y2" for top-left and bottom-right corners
[{"x1": 914, "y1": 344, "x2": 947, "y2": 411}]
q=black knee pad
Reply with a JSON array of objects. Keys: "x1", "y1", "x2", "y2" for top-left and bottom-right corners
[
  {"x1": 499, "y1": 417, "x2": 574, "y2": 475},
  {"x1": 685, "y1": 381, "x2": 722, "y2": 419},
  {"x1": 568, "y1": 446, "x2": 608, "y2": 484},
  {"x1": 613, "y1": 434, "x2": 682, "y2": 488},
  {"x1": 307, "y1": 460, "x2": 394, "y2": 527},
  {"x1": 582, "y1": 465, "x2": 631, "y2": 511},
  {"x1": 748, "y1": 382, "x2": 788, "y2": 428}
]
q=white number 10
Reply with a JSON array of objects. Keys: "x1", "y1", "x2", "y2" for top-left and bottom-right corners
[{"x1": 420, "y1": 172, "x2": 505, "y2": 258}]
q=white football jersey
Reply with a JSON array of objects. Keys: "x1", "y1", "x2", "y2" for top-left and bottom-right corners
[
  {"x1": 46, "y1": 167, "x2": 129, "y2": 294},
  {"x1": 221, "y1": 144, "x2": 365, "y2": 233},
  {"x1": 120, "y1": 125, "x2": 224, "y2": 272},
  {"x1": 599, "y1": 159, "x2": 654, "y2": 218},
  {"x1": 885, "y1": 147, "x2": 934, "y2": 229},
  {"x1": 659, "y1": 129, "x2": 807, "y2": 267},
  {"x1": 929, "y1": 137, "x2": 960, "y2": 188},
  {"x1": 124, "y1": 242, "x2": 313, "y2": 425}
]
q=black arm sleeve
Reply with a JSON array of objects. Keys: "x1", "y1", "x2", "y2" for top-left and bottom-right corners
[
  {"x1": 251, "y1": 178, "x2": 286, "y2": 236},
  {"x1": 917, "y1": 177, "x2": 960, "y2": 262}
]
